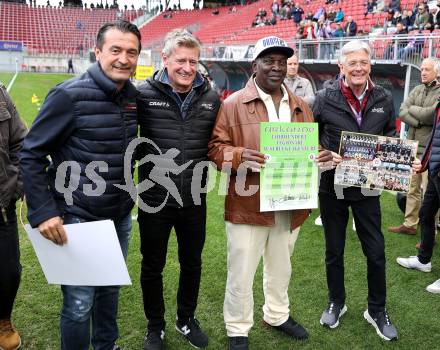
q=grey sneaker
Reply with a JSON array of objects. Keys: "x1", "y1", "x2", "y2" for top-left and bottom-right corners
[
  {"x1": 175, "y1": 317, "x2": 208, "y2": 348},
  {"x1": 320, "y1": 302, "x2": 347, "y2": 328},
  {"x1": 363, "y1": 309, "x2": 398, "y2": 341}
]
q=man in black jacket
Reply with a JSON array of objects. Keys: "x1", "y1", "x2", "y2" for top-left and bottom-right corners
[
  {"x1": 137, "y1": 29, "x2": 220, "y2": 350},
  {"x1": 313, "y1": 40, "x2": 399, "y2": 340},
  {"x1": 0, "y1": 84, "x2": 27, "y2": 350},
  {"x1": 20, "y1": 21, "x2": 141, "y2": 350}
]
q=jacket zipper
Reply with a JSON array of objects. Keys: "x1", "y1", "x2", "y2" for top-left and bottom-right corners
[{"x1": 1, "y1": 207, "x2": 7, "y2": 223}]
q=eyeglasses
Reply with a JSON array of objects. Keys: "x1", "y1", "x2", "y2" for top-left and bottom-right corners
[{"x1": 346, "y1": 60, "x2": 370, "y2": 68}]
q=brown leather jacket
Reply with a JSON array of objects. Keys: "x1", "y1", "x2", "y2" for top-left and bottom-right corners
[{"x1": 208, "y1": 77, "x2": 313, "y2": 230}]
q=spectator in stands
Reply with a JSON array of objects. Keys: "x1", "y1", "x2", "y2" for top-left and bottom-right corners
[
  {"x1": 0, "y1": 84, "x2": 27, "y2": 350},
  {"x1": 259, "y1": 8, "x2": 267, "y2": 17},
  {"x1": 334, "y1": 7, "x2": 344, "y2": 22},
  {"x1": 365, "y1": 0, "x2": 376, "y2": 15},
  {"x1": 313, "y1": 39, "x2": 408, "y2": 341},
  {"x1": 291, "y1": 3, "x2": 304, "y2": 26},
  {"x1": 20, "y1": 20, "x2": 141, "y2": 350},
  {"x1": 304, "y1": 19, "x2": 317, "y2": 57},
  {"x1": 313, "y1": 7, "x2": 326, "y2": 22},
  {"x1": 401, "y1": 9, "x2": 414, "y2": 29},
  {"x1": 328, "y1": 6, "x2": 336, "y2": 21},
  {"x1": 414, "y1": 4, "x2": 430, "y2": 29},
  {"x1": 333, "y1": 22, "x2": 345, "y2": 37},
  {"x1": 344, "y1": 16, "x2": 358, "y2": 36},
  {"x1": 271, "y1": 0, "x2": 280, "y2": 16},
  {"x1": 396, "y1": 59, "x2": 440, "y2": 294},
  {"x1": 316, "y1": 15, "x2": 333, "y2": 59},
  {"x1": 434, "y1": 0, "x2": 440, "y2": 28},
  {"x1": 387, "y1": 0, "x2": 400, "y2": 12},
  {"x1": 389, "y1": 58, "x2": 440, "y2": 235},
  {"x1": 280, "y1": 3, "x2": 290, "y2": 20},
  {"x1": 209, "y1": 35, "x2": 326, "y2": 350},
  {"x1": 305, "y1": 11, "x2": 314, "y2": 21},
  {"x1": 137, "y1": 28, "x2": 219, "y2": 350},
  {"x1": 391, "y1": 10, "x2": 403, "y2": 25},
  {"x1": 384, "y1": 22, "x2": 408, "y2": 58},
  {"x1": 296, "y1": 20, "x2": 306, "y2": 38},
  {"x1": 398, "y1": 32, "x2": 425, "y2": 59},
  {"x1": 284, "y1": 53, "x2": 315, "y2": 106}
]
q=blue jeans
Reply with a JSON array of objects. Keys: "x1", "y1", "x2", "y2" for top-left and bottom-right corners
[{"x1": 60, "y1": 213, "x2": 132, "y2": 350}]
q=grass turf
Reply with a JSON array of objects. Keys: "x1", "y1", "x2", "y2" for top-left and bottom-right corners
[{"x1": 7, "y1": 73, "x2": 440, "y2": 349}]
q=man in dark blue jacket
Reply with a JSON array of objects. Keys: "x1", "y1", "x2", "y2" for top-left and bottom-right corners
[
  {"x1": 20, "y1": 20, "x2": 141, "y2": 350},
  {"x1": 313, "y1": 40, "x2": 398, "y2": 340},
  {"x1": 137, "y1": 28, "x2": 220, "y2": 350},
  {"x1": 397, "y1": 100, "x2": 440, "y2": 294}
]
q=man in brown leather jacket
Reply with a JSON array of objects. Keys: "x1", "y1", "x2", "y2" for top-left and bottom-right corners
[
  {"x1": 208, "y1": 36, "x2": 331, "y2": 350},
  {"x1": 0, "y1": 83, "x2": 27, "y2": 350}
]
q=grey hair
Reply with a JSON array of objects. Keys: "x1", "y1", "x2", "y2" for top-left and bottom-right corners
[
  {"x1": 339, "y1": 40, "x2": 371, "y2": 64},
  {"x1": 162, "y1": 28, "x2": 201, "y2": 57},
  {"x1": 422, "y1": 58, "x2": 440, "y2": 76}
]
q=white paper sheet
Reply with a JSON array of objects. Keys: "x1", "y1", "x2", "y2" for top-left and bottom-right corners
[{"x1": 24, "y1": 220, "x2": 132, "y2": 286}]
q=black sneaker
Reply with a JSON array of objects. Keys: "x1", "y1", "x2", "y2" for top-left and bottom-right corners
[
  {"x1": 175, "y1": 317, "x2": 208, "y2": 348},
  {"x1": 228, "y1": 336, "x2": 249, "y2": 350},
  {"x1": 320, "y1": 302, "x2": 347, "y2": 329},
  {"x1": 143, "y1": 329, "x2": 165, "y2": 350},
  {"x1": 266, "y1": 316, "x2": 309, "y2": 340},
  {"x1": 363, "y1": 309, "x2": 398, "y2": 341}
]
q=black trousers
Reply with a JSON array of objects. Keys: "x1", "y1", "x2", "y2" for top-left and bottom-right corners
[
  {"x1": 0, "y1": 202, "x2": 21, "y2": 319},
  {"x1": 138, "y1": 202, "x2": 206, "y2": 331},
  {"x1": 319, "y1": 194, "x2": 386, "y2": 314},
  {"x1": 418, "y1": 172, "x2": 440, "y2": 264}
]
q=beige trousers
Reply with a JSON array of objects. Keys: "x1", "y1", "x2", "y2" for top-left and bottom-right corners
[
  {"x1": 404, "y1": 171, "x2": 428, "y2": 229},
  {"x1": 223, "y1": 211, "x2": 300, "y2": 337}
]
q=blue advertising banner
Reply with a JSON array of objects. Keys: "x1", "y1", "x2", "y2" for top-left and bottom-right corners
[{"x1": 0, "y1": 41, "x2": 23, "y2": 52}]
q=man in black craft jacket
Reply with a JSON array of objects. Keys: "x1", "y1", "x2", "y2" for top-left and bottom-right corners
[{"x1": 136, "y1": 28, "x2": 220, "y2": 350}]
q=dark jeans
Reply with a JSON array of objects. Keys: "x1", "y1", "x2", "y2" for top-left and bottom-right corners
[
  {"x1": 319, "y1": 194, "x2": 386, "y2": 314},
  {"x1": 0, "y1": 202, "x2": 21, "y2": 319},
  {"x1": 138, "y1": 202, "x2": 206, "y2": 331},
  {"x1": 60, "y1": 213, "x2": 132, "y2": 350},
  {"x1": 418, "y1": 172, "x2": 440, "y2": 264}
]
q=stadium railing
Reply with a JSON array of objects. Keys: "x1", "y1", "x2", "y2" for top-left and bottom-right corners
[{"x1": 198, "y1": 33, "x2": 440, "y2": 65}]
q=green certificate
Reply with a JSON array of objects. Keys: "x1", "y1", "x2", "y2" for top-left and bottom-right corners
[{"x1": 260, "y1": 122, "x2": 319, "y2": 211}]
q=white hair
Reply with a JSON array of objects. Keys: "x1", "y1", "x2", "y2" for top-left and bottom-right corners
[
  {"x1": 422, "y1": 58, "x2": 440, "y2": 76},
  {"x1": 339, "y1": 40, "x2": 371, "y2": 64}
]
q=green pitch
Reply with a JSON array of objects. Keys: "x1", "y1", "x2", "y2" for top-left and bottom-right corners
[{"x1": 7, "y1": 73, "x2": 440, "y2": 349}]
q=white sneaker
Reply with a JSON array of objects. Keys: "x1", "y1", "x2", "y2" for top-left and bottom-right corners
[
  {"x1": 396, "y1": 256, "x2": 432, "y2": 272},
  {"x1": 426, "y1": 279, "x2": 440, "y2": 293},
  {"x1": 315, "y1": 216, "x2": 323, "y2": 226}
]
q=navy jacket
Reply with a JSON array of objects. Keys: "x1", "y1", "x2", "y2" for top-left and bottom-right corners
[
  {"x1": 313, "y1": 78, "x2": 396, "y2": 200},
  {"x1": 21, "y1": 63, "x2": 138, "y2": 227},
  {"x1": 422, "y1": 100, "x2": 440, "y2": 174}
]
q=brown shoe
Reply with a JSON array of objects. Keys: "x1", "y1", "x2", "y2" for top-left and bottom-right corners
[
  {"x1": 0, "y1": 319, "x2": 21, "y2": 350},
  {"x1": 388, "y1": 225, "x2": 416, "y2": 235}
]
